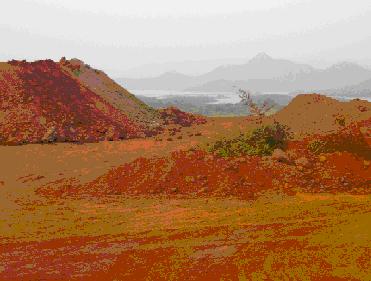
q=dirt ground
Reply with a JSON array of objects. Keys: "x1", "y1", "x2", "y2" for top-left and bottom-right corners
[
  {"x1": 0, "y1": 117, "x2": 251, "y2": 191},
  {"x1": 1, "y1": 117, "x2": 370, "y2": 280},
  {"x1": 1, "y1": 193, "x2": 370, "y2": 280}
]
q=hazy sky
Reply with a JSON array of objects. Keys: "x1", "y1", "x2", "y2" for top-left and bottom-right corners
[{"x1": 1, "y1": 0, "x2": 371, "y2": 76}]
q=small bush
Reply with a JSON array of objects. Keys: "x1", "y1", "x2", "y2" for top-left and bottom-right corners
[
  {"x1": 307, "y1": 140, "x2": 327, "y2": 154},
  {"x1": 335, "y1": 115, "x2": 346, "y2": 127},
  {"x1": 208, "y1": 122, "x2": 291, "y2": 157},
  {"x1": 73, "y1": 69, "x2": 81, "y2": 77}
]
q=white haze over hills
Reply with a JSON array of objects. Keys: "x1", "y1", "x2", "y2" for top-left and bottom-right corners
[
  {"x1": 117, "y1": 53, "x2": 371, "y2": 97},
  {"x1": 119, "y1": 58, "x2": 248, "y2": 78},
  {"x1": 2, "y1": 0, "x2": 371, "y2": 98},
  {"x1": 1, "y1": 0, "x2": 371, "y2": 78},
  {"x1": 120, "y1": 54, "x2": 371, "y2": 79}
]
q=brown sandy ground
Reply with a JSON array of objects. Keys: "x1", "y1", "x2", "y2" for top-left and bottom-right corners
[
  {"x1": 0, "y1": 115, "x2": 370, "y2": 280},
  {"x1": 1, "y1": 194, "x2": 370, "y2": 280}
]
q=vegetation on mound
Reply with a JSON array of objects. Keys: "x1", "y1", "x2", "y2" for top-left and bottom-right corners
[
  {"x1": 308, "y1": 123, "x2": 371, "y2": 159},
  {"x1": 208, "y1": 122, "x2": 291, "y2": 157}
]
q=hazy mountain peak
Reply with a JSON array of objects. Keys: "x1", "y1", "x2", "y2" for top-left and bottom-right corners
[
  {"x1": 159, "y1": 70, "x2": 187, "y2": 77},
  {"x1": 117, "y1": 54, "x2": 371, "y2": 92},
  {"x1": 159, "y1": 70, "x2": 193, "y2": 79},
  {"x1": 166, "y1": 70, "x2": 188, "y2": 75},
  {"x1": 250, "y1": 52, "x2": 272, "y2": 62}
]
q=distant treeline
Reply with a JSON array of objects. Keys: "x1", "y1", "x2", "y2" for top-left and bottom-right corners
[{"x1": 138, "y1": 94, "x2": 292, "y2": 116}]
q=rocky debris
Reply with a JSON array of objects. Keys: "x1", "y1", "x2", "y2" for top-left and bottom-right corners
[
  {"x1": 339, "y1": 176, "x2": 346, "y2": 183},
  {"x1": 42, "y1": 126, "x2": 57, "y2": 143},
  {"x1": 295, "y1": 157, "x2": 310, "y2": 168},
  {"x1": 319, "y1": 155, "x2": 327, "y2": 162},
  {"x1": 198, "y1": 187, "x2": 208, "y2": 193},
  {"x1": 321, "y1": 171, "x2": 332, "y2": 180},
  {"x1": 296, "y1": 166, "x2": 304, "y2": 172},
  {"x1": 286, "y1": 150, "x2": 299, "y2": 160},
  {"x1": 271, "y1": 149, "x2": 290, "y2": 163},
  {"x1": 261, "y1": 156, "x2": 271, "y2": 161},
  {"x1": 204, "y1": 155, "x2": 214, "y2": 161}
]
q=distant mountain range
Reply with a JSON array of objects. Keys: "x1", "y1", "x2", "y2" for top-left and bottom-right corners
[
  {"x1": 116, "y1": 53, "x2": 371, "y2": 94},
  {"x1": 197, "y1": 53, "x2": 314, "y2": 81},
  {"x1": 118, "y1": 71, "x2": 201, "y2": 91},
  {"x1": 118, "y1": 57, "x2": 248, "y2": 78},
  {"x1": 324, "y1": 78, "x2": 371, "y2": 98}
]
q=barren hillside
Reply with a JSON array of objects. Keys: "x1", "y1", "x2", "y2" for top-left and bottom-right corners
[{"x1": 0, "y1": 59, "x2": 162, "y2": 144}]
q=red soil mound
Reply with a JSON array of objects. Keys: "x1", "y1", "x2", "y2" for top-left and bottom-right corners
[
  {"x1": 0, "y1": 58, "x2": 208, "y2": 145},
  {"x1": 0, "y1": 59, "x2": 157, "y2": 144},
  {"x1": 60, "y1": 58, "x2": 162, "y2": 132},
  {"x1": 272, "y1": 94, "x2": 371, "y2": 136},
  {"x1": 159, "y1": 106, "x2": 207, "y2": 127},
  {"x1": 307, "y1": 122, "x2": 371, "y2": 159},
  {"x1": 38, "y1": 144, "x2": 370, "y2": 199}
]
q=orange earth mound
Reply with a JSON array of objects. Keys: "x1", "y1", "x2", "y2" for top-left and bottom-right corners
[{"x1": 0, "y1": 59, "x2": 205, "y2": 145}]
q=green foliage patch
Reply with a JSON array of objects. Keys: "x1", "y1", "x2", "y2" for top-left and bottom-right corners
[
  {"x1": 208, "y1": 122, "x2": 291, "y2": 157},
  {"x1": 73, "y1": 69, "x2": 81, "y2": 77}
]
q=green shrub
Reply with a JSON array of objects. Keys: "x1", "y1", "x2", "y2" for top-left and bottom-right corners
[
  {"x1": 307, "y1": 139, "x2": 328, "y2": 154},
  {"x1": 73, "y1": 69, "x2": 81, "y2": 77},
  {"x1": 208, "y1": 122, "x2": 291, "y2": 157}
]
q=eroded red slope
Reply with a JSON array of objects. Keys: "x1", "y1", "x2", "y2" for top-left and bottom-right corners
[{"x1": 0, "y1": 60, "x2": 149, "y2": 144}]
